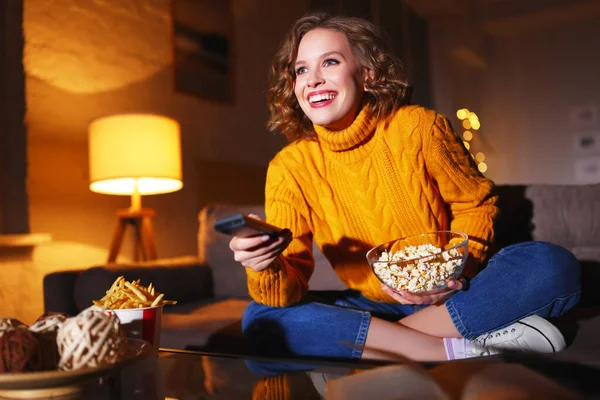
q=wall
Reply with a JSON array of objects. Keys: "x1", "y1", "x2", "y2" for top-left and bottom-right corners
[
  {"x1": 1, "y1": 0, "x2": 306, "y2": 324},
  {"x1": 429, "y1": 16, "x2": 600, "y2": 184},
  {"x1": 482, "y1": 20, "x2": 600, "y2": 184}
]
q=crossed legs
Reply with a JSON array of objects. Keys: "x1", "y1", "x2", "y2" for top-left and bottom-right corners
[{"x1": 243, "y1": 242, "x2": 581, "y2": 362}]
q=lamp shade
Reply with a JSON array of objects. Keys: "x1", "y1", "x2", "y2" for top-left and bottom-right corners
[{"x1": 89, "y1": 114, "x2": 183, "y2": 196}]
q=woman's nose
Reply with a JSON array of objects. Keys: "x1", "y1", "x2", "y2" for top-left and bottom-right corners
[{"x1": 307, "y1": 71, "x2": 324, "y2": 87}]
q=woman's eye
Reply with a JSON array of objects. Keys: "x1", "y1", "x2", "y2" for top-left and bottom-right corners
[
  {"x1": 296, "y1": 66, "x2": 307, "y2": 75},
  {"x1": 323, "y1": 59, "x2": 339, "y2": 67}
]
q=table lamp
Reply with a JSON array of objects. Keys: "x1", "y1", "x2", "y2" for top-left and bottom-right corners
[{"x1": 88, "y1": 114, "x2": 183, "y2": 263}]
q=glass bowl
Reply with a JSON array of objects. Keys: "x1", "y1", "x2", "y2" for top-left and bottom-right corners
[{"x1": 366, "y1": 231, "x2": 469, "y2": 295}]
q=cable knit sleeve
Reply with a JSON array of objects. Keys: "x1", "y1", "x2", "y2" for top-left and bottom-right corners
[
  {"x1": 424, "y1": 114, "x2": 499, "y2": 275},
  {"x1": 245, "y1": 153, "x2": 315, "y2": 307}
]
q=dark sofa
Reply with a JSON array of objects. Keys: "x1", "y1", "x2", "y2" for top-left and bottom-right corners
[{"x1": 43, "y1": 184, "x2": 600, "y2": 367}]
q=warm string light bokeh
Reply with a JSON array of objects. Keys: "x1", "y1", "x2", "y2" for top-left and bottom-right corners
[{"x1": 456, "y1": 108, "x2": 488, "y2": 174}]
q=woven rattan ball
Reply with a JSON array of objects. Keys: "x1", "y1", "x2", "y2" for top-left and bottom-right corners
[
  {"x1": 57, "y1": 309, "x2": 127, "y2": 371},
  {"x1": 29, "y1": 312, "x2": 68, "y2": 335},
  {"x1": 0, "y1": 318, "x2": 28, "y2": 334},
  {"x1": 0, "y1": 327, "x2": 42, "y2": 372}
]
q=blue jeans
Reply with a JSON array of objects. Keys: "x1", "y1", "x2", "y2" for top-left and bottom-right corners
[{"x1": 242, "y1": 242, "x2": 581, "y2": 361}]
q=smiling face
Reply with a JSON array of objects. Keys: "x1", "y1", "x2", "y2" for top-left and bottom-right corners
[{"x1": 293, "y1": 28, "x2": 367, "y2": 131}]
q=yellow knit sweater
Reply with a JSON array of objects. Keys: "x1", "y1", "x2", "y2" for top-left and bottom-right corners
[{"x1": 246, "y1": 105, "x2": 498, "y2": 307}]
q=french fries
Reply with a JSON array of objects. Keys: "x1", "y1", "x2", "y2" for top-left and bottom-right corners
[{"x1": 93, "y1": 276, "x2": 177, "y2": 309}]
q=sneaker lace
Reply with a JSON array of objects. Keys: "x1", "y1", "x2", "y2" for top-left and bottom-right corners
[{"x1": 472, "y1": 327, "x2": 520, "y2": 356}]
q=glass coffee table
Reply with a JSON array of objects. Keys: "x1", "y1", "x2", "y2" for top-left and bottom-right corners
[
  {"x1": 154, "y1": 348, "x2": 377, "y2": 400},
  {"x1": 0, "y1": 346, "x2": 597, "y2": 398},
  {"x1": 0, "y1": 347, "x2": 379, "y2": 399}
]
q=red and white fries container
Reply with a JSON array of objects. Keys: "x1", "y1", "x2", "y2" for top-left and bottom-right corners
[{"x1": 105, "y1": 305, "x2": 163, "y2": 350}]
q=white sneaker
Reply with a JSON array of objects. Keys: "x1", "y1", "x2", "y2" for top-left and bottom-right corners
[{"x1": 471, "y1": 315, "x2": 566, "y2": 357}]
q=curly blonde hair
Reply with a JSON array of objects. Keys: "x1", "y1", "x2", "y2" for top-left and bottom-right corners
[{"x1": 267, "y1": 12, "x2": 411, "y2": 141}]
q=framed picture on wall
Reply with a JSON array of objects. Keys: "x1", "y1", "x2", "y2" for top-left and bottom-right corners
[{"x1": 172, "y1": 0, "x2": 234, "y2": 103}]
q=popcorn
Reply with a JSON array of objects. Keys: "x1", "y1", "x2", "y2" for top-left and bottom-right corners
[{"x1": 373, "y1": 244, "x2": 463, "y2": 293}]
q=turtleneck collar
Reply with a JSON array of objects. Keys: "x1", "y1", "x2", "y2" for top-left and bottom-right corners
[{"x1": 313, "y1": 106, "x2": 378, "y2": 152}]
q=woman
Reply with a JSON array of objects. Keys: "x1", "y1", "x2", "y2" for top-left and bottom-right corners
[{"x1": 229, "y1": 12, "x2": 581, "y2": 362}]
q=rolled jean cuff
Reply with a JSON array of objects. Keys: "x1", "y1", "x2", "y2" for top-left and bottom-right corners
[
  {"x1": 445, "y1": 298, "x2": 473, "y2": 339},
  {"x1": 352, "y1": 311, "x2": 371, "y2": 358}
]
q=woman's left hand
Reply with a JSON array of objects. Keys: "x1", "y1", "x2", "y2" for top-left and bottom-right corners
[{"x1": 380, "y1": 279, "x2": 465, "y2": 305}]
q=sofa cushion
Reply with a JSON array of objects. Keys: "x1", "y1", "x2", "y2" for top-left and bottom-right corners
[
  {"x1": 198, "y1": 204, "x2": 346, "y2": 298},
  {"x1": 73, "y1": 266, "x2": 117, "y2": 311},
  {"x1": 495, "y1": 184, "x2": 600, "y2": 262},
  {"x1": 525, "y1": 184, "x2": 600, "y2": 260},
  {"x1": 73, "y1": 256, "x2": 213, "y2": 311}
]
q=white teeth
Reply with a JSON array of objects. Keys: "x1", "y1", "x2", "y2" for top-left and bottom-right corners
[{"x1": 309, "y1": 93, "x2": 336, "y2": 103}]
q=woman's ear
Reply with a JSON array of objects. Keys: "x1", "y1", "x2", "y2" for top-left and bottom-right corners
[{"x1": 363, "y1": 68, "x2": 375, "y2": 91}]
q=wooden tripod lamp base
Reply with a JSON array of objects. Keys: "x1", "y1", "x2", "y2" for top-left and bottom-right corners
[{"x1": 107, "y1": 208, "x2": 157, "y2": 263}]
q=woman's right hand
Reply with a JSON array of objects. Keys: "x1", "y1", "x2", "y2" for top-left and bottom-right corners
[{"x1": 229, "y1": 216, "x2": 293, "y2": 272}]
